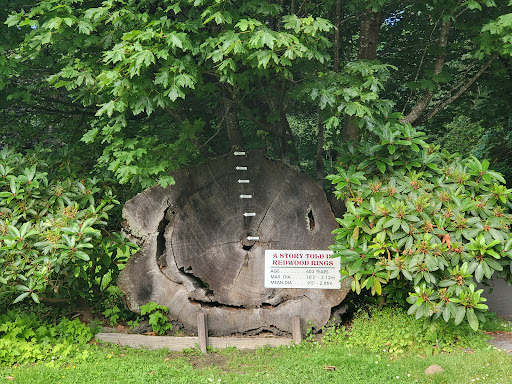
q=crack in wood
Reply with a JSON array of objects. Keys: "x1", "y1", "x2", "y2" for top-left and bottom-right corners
[
  {"x1": 254, "y1": 183, "x2": 286, "y2": 235},
  {"x1": 190, "y1": 299, "x2": 245, "y2": 309},
  {"x1": 206, "y1": 163, "x2": 222, "y2": 190},
  {"x1": 234, "y1": 252, "x2": 250, "y2": 283},
  {"x1": 307, "y1": 207, "x2": 316, "y2": 232},
  {"x1": 156, "y1": 208, "x2": 170, "y2": 267},
  {"x1": 243, "y1": 325, "x2": 284, "y2": 336},
  {"x1": 179, "y1": 267, "x2": 212, "y2": 293}
]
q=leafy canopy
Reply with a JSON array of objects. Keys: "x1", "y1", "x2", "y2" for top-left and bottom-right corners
[{"x1": 4, "y1": 0, "x2": 333, "y2": 187}]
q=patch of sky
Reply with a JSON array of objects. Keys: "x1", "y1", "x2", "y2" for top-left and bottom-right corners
[{"x1": 384, "y1": 11, "x2": 404, "y2": 26}]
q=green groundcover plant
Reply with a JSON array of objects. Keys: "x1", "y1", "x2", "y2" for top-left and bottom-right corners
[
  {"x1": 0, "y1": 145, "x2": 137, "y2": 305},
  {"x1": 328, "y1": 114, "x2": 512, "y2": 331},
  {"x1": 140, "y1": 302, "x2": 173, "y2": 335},
  {"x1": 0, "y1": 310, "x2": 99, "y2": 365},
  {"x1": 342, "y1": 306, "x2": 492, "y2": 356}
]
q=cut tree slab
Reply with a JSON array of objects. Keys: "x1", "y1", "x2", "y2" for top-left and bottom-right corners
[{"x1": 118, "y1": 151, "x2": 349, "y2": 336}]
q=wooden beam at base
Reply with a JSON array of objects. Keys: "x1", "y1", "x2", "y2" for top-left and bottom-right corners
[
  {"x1": 197, "y1": 312, "x2": 208, "y2": 353},
  {"x1": 95, "y1": 333, "x2": 293, "y2": 351},
  {"x1": 292, "y1": 316, "x2": 302, "y2": 344}
]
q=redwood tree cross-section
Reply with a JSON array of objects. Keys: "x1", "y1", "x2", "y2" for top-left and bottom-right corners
[{"x1": 118, "y1": 151, "x2": 349, "y2": 336}]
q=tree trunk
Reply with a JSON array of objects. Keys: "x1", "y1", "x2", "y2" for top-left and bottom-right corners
[
  {"x1": 221, "y1": 85, "x2": 244, "y2": 149},
  {"x1": 344, "y1": 9, "x2": 382, "y2": 141},
  {"x1": 316, "y1": 108, "x2": 325, "y2": 183},
  {"x1": 277, "y1": 80, "x2": 291, "y2": 163},
  {"x1": 119, "y1": 151, "x2": 349, "y2": 336},
  {"x1": 357, "y1": 10, "x2": 381, "y2": 61},
  {"x1": 333, "y1": 0, "x2": 341, "y2": 72}
]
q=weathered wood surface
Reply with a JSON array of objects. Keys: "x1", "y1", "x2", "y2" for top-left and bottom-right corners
[
  {"x1": 95, "y1": 333, "x2": 293, "y2": 351},
  {"x1": 292, "y1": 316, "x2": 302, "y2": 344},
  {"x1": 197, "y1": 312, "x2": 208, "y2": 353},
  {"x1": 118, "y1": 151, "x2": 349, "y2": 336}
]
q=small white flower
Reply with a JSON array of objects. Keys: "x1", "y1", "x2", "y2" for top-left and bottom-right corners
[
  {"x1": 407, "y1": 374, "x2": 411, "y2": 377},
  {"x1": 396, "y1": 376, "x2": 399, "y2": 379},
  {"x1": 375, "y1": 361, "x2": 378, "y2": 364}
]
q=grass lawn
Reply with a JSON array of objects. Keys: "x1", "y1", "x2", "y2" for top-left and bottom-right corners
[{"x1": 1, "y1": 341, "x2": 511, "y2": 384}]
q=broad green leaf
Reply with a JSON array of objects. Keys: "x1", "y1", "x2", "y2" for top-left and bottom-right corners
[
  {"x1": 454, "y1": 307, "x2": 466, "y2": 325},
  {"x1": 466, "y1": 308, "x2": 479, "y2": 331},
  {"x1": 77, "y1": 20, "x2": 93, "y2": 34},
  {"x1": 475, "y1": 263, "x2": 484, "y2": 282},
  {"x1": 13, "y1": 291, "x2": 30, "y2": 304},
  {"x1": 376, "y1": 161, "x2": 386, "y2": 173},
  {"x1": 81, "y1": 128, "x2": 99, "y2": 143}
]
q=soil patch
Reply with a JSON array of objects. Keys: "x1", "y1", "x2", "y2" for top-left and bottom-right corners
[
  {"x1": 187, "y1": 353, "x2": 230, "y2": 370},
  {"x1": 485, "y1": 331, "x2": 512, "y2": 354}
]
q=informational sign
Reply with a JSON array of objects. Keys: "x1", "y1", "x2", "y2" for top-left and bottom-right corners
[{"x1": 264, "y1": 250, "x2": 341, "y2": 289}]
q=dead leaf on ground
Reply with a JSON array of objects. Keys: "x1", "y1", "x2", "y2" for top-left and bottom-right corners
[
  {"x1": 324, "y1": 365, "x2": 337, "y2": 371},
  {"x1": 144, "y1": 331, "x2": 158, "y2": 336},
  {"x1": 5, "y1": 377, "x2": 14, "y2": 381}
]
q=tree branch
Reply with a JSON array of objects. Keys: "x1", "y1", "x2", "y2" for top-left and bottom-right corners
[
  {"x1": 402, "y1": 20, "x2": 452, "y2": 125},
  {"x1": 33, "y1": 95, "x2": 96, "y2": 114},
  {"x1": 333, "y1": 0, "x2": 341, "y2": 72},
  {"x1": 401, "y1": 17, "x2": 441, "y2": 114},
  {"x1": 417, "y1": 52, "x2": 499, "y2": 124}
]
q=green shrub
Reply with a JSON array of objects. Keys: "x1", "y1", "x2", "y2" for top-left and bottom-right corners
[
  {"x1": 0, "y1": 145, "x2": 138, "y2": 305},
  {"x1": 328, "y1": 114, "x2": 512, "y2": 331}
]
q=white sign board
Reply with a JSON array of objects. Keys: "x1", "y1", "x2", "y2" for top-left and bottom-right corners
[{"x1": 264, "y1": 250, "x2": 341, "y2": 289}]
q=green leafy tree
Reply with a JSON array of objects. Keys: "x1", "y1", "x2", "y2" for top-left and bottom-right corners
[
  {"x1": 2, "y1": 0, "x2": 512, "y2": 186},
  {"x1": 2, "y1": 0, "x2": 335, "y2": 186}
]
